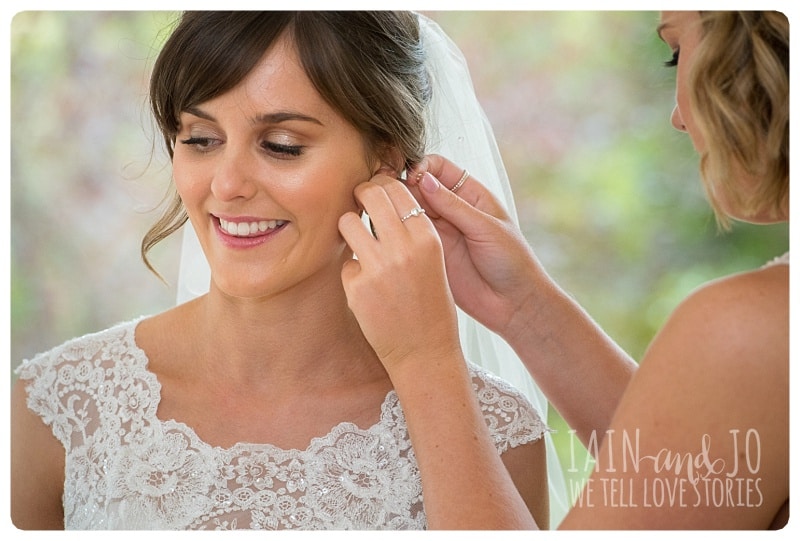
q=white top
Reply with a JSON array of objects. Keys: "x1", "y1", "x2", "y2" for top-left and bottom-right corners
[{"x1": 16, "y1": 319, "x2": 547, "y2": 530}]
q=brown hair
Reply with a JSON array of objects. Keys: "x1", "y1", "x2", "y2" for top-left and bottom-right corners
[
  {"x1": 142, "y1": 11, "x2": 431, "y2": 274},
  {"x1": 690, "y1": 11, "x2": 788, "y2": 226}
]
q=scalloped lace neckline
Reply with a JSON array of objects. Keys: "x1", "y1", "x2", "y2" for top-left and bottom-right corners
[{"x1": 124, "y1": 319, "x2": 399, "y2": 455}]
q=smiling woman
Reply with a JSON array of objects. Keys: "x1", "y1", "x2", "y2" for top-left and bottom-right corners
[
  {"x1": 11, "y1": 11, "x2": 550, "y2": 530},
  {"x1": 10, "y1": 10, "x2": 789, "y2": 532},
  {"x1": 169, "y1": 31, "x2": 376, "y2": 298},
  {"x1": 12, "y1": 12, "x2": 786, "y2": 372},
  {"x1": 165, "y1": 30, "x2": 375, "y2": 298}
]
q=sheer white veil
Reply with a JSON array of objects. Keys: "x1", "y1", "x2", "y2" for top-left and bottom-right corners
[
  {"x1": 418, "y1": 14, "x2": 568, "y2": 526},
  {"x1": 175, "y1": 12, "x2": 568, "y2": 527}
]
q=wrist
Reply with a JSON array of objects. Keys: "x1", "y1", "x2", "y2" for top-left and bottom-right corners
[
  {"x1": 502, "y1": 264, "x2": 562, "y2": 354},
  {"x1": 383, "y1": 346, "x2": 470, "y2": 397}
]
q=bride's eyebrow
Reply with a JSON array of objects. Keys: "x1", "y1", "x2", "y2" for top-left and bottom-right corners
[
  {"x1": 252, "y1": 111, "x2": 324, "y2": 126},
  {"x1": 182, "y1": 106, "x2": 215, "y2": 121},
  {"x1": 180, "y1": 107, "x2": 324, "y2": 128}
]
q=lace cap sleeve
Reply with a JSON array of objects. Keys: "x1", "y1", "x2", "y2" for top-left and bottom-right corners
[
  {"x1": 468, "y1": 363, "x2": 549, "y2": 454},
  {"x1": 14, "y1": 319, "x2": 151, "y2": 450}
]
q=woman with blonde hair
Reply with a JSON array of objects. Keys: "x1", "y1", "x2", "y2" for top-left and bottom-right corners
[{"x1": 344, "y1": 10, "x2": 788, "y2": 529}]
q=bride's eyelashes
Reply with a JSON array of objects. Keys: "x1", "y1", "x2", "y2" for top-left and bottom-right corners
[
  {"x1": 179, "y1": 136, "x2": 305, "y2": 158},
  {"x1": 261, "y1": 141, "x2": 304, "y2": 157}
]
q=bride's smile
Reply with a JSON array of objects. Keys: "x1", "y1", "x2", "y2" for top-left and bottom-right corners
[
  {"x1": 173, "y1": 32, "x2": 376, "y2": 300},
  {"x1": 216, "y1": 217, "x2": 288, "y2": 238}
]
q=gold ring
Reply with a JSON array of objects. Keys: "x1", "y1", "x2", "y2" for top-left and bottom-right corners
[{"x1": 451, "y1": 169, "x2": 469, "y2": 193}]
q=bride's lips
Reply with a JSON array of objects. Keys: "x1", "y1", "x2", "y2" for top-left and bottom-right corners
[{"x1": 212, "y1": 214, "x2": 288, "y2": 248}]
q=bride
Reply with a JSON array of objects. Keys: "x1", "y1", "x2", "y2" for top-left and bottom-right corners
[{"x1": 12, "y1": 11, "x2": 565, "y2": 530}]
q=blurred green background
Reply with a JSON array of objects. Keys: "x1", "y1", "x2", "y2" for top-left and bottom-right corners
[{"x1": 10, "y1": 11, "x2": 789, "y2": 503}]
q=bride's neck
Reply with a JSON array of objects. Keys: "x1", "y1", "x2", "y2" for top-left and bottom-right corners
[{"x1": 186, "y1": 283, "x2": 383, "y2": 389}]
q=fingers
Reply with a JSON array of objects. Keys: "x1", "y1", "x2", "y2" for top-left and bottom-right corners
[
  {"x1": 339, "y1": 172, "x2": 459, "y2": 370},
  {"x1": 338, "y1": 211, "x2": 376, "y2": 260},
  {"x1": 413, "y1": 154, "x2": 510, "y2": 216},
  {"x1": 339, "y1": 173, "x2": 436, "y2": 268},
  {"x1": 410, "y1": 155, "x2": 499, "y2": 214},
  {"x1": 411, "y1": 154, "x2": 463, "y2": 190},
  {"x1": 355, "y1": 174, "x2": 434, "y2": 238},
  {"x1": 339, "y1": 257, "x2": 361, "y2": 284},
  {"x1": 406, "y1": 169, "x2": 508, "y2": 245}
]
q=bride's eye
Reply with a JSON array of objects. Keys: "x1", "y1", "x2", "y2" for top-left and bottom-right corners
[
  {"x1": 262, "y1": 141, "x2": 304, "y2": 158},
  {"x1": 180, "y1": 136, "x2": 219, "y2": 153}
]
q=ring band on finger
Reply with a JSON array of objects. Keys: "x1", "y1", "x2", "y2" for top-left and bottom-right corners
[
  {"x1": 400, "y1": 207, "x2": 426, "y2": 223},
  {"x1": 451, "y1": 169, "x2": 469, "y2": 193}
]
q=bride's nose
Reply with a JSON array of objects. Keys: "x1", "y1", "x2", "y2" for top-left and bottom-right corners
[{"x1": 210, "y1": 147, "x2": 260, "y2": 201}]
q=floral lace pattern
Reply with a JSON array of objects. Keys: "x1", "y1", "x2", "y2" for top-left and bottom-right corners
[{"x1": 16, "y1": 320, "x2": 547, "y2": 530}]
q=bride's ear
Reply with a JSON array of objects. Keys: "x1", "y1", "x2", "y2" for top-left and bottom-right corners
[{"x1": 373, "y1": 147, "x2": 405, "y2": 179}]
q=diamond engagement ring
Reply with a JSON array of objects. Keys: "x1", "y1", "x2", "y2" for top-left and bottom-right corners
[
  {"x1": 450, "y1": 169, "x2": 469, "y2": 193},
  {"x1": 400, "y1": 207, "x2": 426, "y2": 223}
]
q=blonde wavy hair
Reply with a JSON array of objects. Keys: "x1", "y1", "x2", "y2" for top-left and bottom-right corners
[{"x1": 689, "y1": 11, "x2": 789, "y2": 227}]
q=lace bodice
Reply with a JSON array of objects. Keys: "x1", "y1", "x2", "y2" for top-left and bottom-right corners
[{"x1": 16, "y1": 319, "x2": 547, "y2": 530}]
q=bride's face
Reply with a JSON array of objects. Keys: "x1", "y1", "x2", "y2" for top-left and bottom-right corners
[{"x1": 173, "y1": 35, "x2": 375, "y2": 299}]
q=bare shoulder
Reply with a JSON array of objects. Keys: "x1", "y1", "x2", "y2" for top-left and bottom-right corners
[
  {"x1": 607, "y1": 263, "x2": 785, "y2": 527},
  {"x1": 562, "y1": 262, "x2": 788, "y2": 529},
  {"x1": 686, "y1": 259, "x2": 787, "y2": 320},
  {"x1": 636, "y1": 261, "x2": 788, "y2": 426},
  {"x1": 136, "y1": 299, "x2": 196, "y2": 343},
  {"x1": 662, "y1": 261, "x2": 788, "y2": 373}
]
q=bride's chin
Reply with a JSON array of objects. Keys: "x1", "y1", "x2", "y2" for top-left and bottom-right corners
[{"x1": 209, "y1": 277, "x2": 273, "y2": 301}]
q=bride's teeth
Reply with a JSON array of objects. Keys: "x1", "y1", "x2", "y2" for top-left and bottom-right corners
[{"x1": 220, "y1": 218, "x2": 284, "y2": 237}]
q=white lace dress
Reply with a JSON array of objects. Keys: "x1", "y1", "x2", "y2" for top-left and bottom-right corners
[{"x1": 16, "y1": 319, "x2": 547, "y2": 530}]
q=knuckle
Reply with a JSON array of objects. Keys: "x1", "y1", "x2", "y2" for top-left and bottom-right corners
[
  {"x1": 352, "y1": 181, "x2": 374, "y2": 199},
  {"x1": 417, "y1": 228, "x2": 443, "y2": 251}
]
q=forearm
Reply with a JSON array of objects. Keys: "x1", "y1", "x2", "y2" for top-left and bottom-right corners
[
  {"x1": 387, "y1": 354, "x2": 538, "y2": 530},
  {"x1": 506, "y1": 275, "x2": 637, "y2": 449}
]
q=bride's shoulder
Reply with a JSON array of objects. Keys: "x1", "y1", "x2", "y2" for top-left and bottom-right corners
[
  {"x1": 466, "y1": 362, "x2": 529, "y2": 403},
  {"x1": 16, "y1": 318, "x2": 144, "y2": 375},
  {"x1": 465, "y1": 363, "x2": 549, "y2": 444}
]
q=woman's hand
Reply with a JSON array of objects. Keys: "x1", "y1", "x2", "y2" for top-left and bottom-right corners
[
  {"x1": 406, "y1": 154, "x2": 546, "y2": 345},
  {"x1": 408, "y1": 155, "x2": 636, "y2": 445},
  {"x1": 338, "y1": 173, "x2": 463, "y2": 373},
  {"x1": 339, "y1": 172, "x2": 539, "y2": 530}
]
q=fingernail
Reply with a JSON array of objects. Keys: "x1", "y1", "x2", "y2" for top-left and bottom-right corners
[
  {"x1": 406, "y1": 169, "x2": 424, "y2": 186},
  {"x1": 420, "y1": 172, "x2": 440, "y2": 193}
]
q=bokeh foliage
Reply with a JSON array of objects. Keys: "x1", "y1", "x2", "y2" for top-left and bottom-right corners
[{"x1": 10, "y1": 11, "x2": 789, "y2": 497}]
